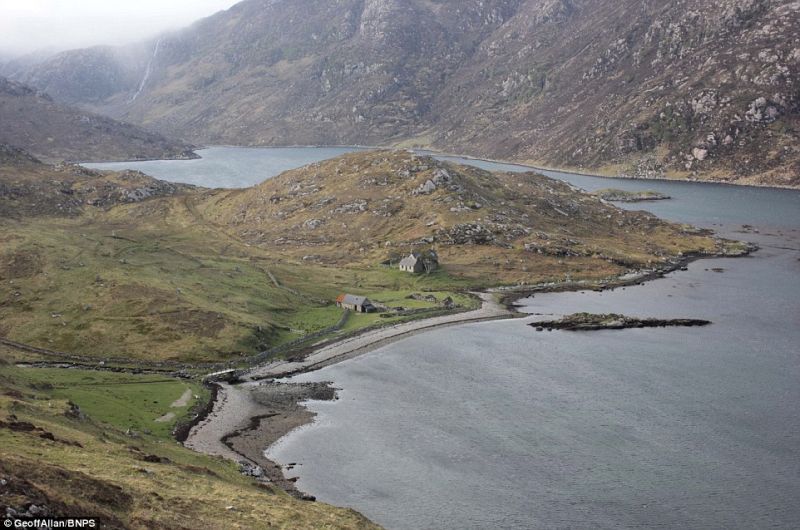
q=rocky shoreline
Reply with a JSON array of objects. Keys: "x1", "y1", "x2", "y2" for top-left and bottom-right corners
[
  {"x1": 495, "y1": 241, "x2": 757, "y2": 309},
  {"x1": 222, "y1": 381, "x2": 337, "y2": 499},
  {"x1": 413, "y1": 149, "x2": 800, "y2": 191}
]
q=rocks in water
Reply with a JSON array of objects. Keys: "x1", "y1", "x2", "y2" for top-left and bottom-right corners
[
  {"x1": 531, "y1": 312, "x2": 711, "y2": 331},
  {"x1": 593, "y1": 189, "x2": 671, "y2": 202}
]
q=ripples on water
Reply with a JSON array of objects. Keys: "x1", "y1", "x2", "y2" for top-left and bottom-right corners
[{"x1": 86, "y1": 147, "x2": 800, "y2": 529}]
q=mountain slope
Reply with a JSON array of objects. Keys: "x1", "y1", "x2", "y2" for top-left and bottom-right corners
[
  {"x1": 9, "y1": 0, "x2": 799, "y2": 186},
  {"x1": 432, "y1": 0, "x2": 800, "y2": 187},
  {"x1": 0, "y1": 77, "x2": 196, "y2": 163}
]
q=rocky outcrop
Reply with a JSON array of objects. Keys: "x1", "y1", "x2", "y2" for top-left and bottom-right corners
[
  {"x1": 592, "y1": 189, "x2": 671, "y2": 202},
  {"x1": 0, "y1": 161, "x2": 195, "y2": 218},
  {"x1": 532, "y1": 313, "x2": 712, "y2": 331},
  {"x1": 196, "y1": 150, "x2": 729, "y2": 285}
]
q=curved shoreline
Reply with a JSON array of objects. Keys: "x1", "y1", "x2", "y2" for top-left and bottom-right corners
[
  {"x1": 182, "y1": 245, "x2": 755, "y2": 497},
  {"x1": 183, "y1": 292, "x2": 518, "y2": 496}
]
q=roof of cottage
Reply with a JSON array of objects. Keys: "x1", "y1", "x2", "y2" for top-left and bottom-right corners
[
  {"x1": 337, "y1": 294, "x2": 370, "y2": 306},
  {"x1": 399, "y1": 254, "x2": 421, "y2": 267}
]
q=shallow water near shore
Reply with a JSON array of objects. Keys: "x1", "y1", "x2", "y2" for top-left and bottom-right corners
[{"x1": 86, "y1": 147, "x2": 800, "y2": 529}]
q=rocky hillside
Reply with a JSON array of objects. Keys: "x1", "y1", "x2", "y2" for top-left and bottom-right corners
[
  {"x1": 0, "y1": 146, "x2": 194, "y2": 219},
  {"x1": 0, "y1": 77, "x2": 197, "y2": 163},
  {"x1": 198, "y1": 150, "x2": 732, "y2": 283},
  {"x1": 436, "y1": 0, "x2": 800, "y2": 187},
  {"x1": 8, "y1": 0, "x2": 798, "y2": 187}
]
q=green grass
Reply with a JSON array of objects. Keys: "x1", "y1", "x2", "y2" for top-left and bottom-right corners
[
  {"x1": 2, "y1": 366, "x2": 205, "y2": 439},
  {"x1": 0, "y1": 352, "x2": 377, "y2": 528},
  {"x1": 1, "y1": 213, "x2": 483, "y2": 362},
  {"x1": 283, "y1": 305, "x2": 344, "y2": 334},
  {"x1": 340, "y1": 312, "x2": 386, "y2": 332}
]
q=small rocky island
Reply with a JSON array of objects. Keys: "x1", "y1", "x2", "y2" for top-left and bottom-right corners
[
  {"x1": 593, "y1": 189, "x2": 671, "y2": 202},
  {"x1": 531, "y1": 313, "x2": 710, "y2": 331}
]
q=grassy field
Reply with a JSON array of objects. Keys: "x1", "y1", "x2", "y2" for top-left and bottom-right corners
[
  {"x1": 5, "y1": 367, "x2": 205, "y2": 439},
  {"x1": 0, "y1": 206, "x2": 474, "y2": 363},
  {"x1": 0, "y1": 347, "x2": 376, "y2": 528}
]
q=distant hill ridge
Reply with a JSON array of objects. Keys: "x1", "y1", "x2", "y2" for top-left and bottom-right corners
[
  {"x1": 6, "y1": 0, "x2": 799, "y2": 187},
  {"x1": 0, "y1": 76, "x2": 197, "y2": 163}
]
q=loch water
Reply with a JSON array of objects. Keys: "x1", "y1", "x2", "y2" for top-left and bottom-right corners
[{"x1": 86, "y1": 148, "x2": 800, "y2": 529}]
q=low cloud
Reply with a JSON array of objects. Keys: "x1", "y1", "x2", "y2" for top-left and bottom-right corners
[{"x1": 0, "y1": 0, "x2": 240, "y2": 56}]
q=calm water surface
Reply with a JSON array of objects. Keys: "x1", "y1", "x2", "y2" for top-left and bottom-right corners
[
  {"x1": 84, "y1": 146, "x2": 367, "y2": 188},
  {"x1": 87, "y1": 148, "x2": 800, "y2": 529}
]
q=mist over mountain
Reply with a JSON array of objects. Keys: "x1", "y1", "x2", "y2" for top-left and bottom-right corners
[
  {"x1": 0, "y1": 0, "x2": 240, "y2": 56},
  {"x1": 8, "y1": 0, "x2": 799, "y2": 186}
]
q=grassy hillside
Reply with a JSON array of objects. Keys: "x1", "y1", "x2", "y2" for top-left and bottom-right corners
[
  {"x1": 0, "y1": 205, "x2": 474, "y2": 362},
  {"x1": 202, "y1": 150, "x2": 725, "y2": 279},
  {"x1": 1, "y1": 149, "x2": 732, "y2": 363},
  {"x1": 0, "y1": 344, "x2": 377, "y2": 529}
]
